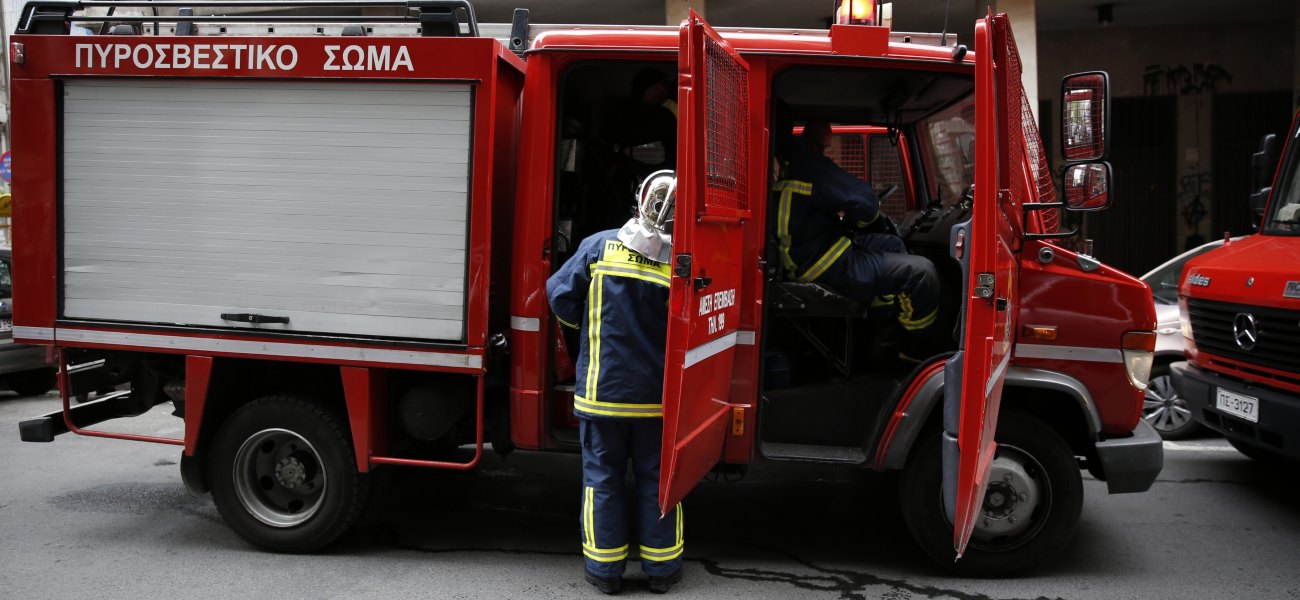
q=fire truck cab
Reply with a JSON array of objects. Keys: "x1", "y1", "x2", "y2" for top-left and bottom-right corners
[
  {"x1": 1172, "y1": 111, "x2": 1300, "y2": 463},
  {"x1": 11, "y1": 0, "x2": 1162, "y2": 576}
]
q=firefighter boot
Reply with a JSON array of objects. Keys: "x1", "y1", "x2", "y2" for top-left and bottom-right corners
[
  {"x1": 585, "y1": 570, "x2": 623, "y2": 595},
  {"x1": 647, "y1": 569, "x2": 683, "y2": 594}
]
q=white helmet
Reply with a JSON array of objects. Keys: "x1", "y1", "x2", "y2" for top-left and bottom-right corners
[{"x1": 617, "y1": 170, "x2": 676, "y2": 264}]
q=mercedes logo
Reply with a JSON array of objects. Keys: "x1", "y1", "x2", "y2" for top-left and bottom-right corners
[{"x1": 1233, "y1": 313, "x2": 1259, "y2": 351}]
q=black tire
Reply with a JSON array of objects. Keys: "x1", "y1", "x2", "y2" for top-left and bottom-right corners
[
  {"x1": 899, "y1": 412, "x2": 1084, "y2": 576},
  {"x1": 7, "y1": 368, "x2": 56, "y2": 397},
  {"x1": 1143, "y1": 364, "x2": 1202, "y2": 440},
  {"x1": 208, "y1": 395, "x2": 370, "y2": 553}
]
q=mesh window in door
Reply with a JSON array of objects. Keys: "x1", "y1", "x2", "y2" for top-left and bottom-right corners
[{"x1": 703, "y1": 35, "x2": 749, "y2": 213}]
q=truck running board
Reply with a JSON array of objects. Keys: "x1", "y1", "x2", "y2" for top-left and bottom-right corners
[{"x1": 19, "y1": 390, "x2": 138, "y2": 442}]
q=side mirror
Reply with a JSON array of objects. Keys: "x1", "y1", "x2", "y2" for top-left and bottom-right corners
[
  {"x1": 1060, "y1": 72, "x2": 1110, "y2": 161},
  {"x1": 1249, "y1": 133, "x2": 1278, "y2": 230},
  {"x1": 1062, "y1": 162, "x2": 1113, "y2": 211}
]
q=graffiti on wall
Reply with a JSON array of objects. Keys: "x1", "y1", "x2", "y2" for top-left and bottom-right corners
[
  {"x1": 1180, "y1": 170, "x2": 1211, "y2": 249},
  {"x1": 1143, "y1": 64, "x2": 1233, "y2": 96}
]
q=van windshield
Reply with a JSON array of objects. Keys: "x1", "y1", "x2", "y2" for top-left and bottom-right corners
[
  {"x1": 1265, "y1": 142, "x2": 1300, "y2": 235},
  {"x1": 916, "y1": 96, "x2": 977, "y2": 208}
]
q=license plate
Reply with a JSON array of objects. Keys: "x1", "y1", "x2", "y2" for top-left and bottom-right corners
[
  {"x1": 0, "y1": 318, "x2": 11, "y2": 332},
  {"x1": 1216, "y1": 388, "x2": 1260, "y2": 423}
]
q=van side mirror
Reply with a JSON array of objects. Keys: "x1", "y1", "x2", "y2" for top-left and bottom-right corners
[
  {"x1": 1062, "y1": 162, "x2": 1113, "y2": 211},
  {"x1": 1249, "y1": 133, "x2": 1278, "y2": 230},
  {"x1": 1060, "y1": 72, "x2": 1110, "y2": 161}
]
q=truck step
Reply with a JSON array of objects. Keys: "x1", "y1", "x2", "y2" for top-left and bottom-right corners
[{"x1": 760, "y1": 442, "x2": 866, "y2": 464}]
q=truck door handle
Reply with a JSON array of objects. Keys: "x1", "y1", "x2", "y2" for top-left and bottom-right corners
[
  {"x1": 221, "y1": 313, "x2": 290, "y2": 325},
  {"x1": 995, "y1": 297, "x2": 1008, "y2": 311},
  {"x1": 694, "y1": 276, "x2": 713, "y2": 291}
]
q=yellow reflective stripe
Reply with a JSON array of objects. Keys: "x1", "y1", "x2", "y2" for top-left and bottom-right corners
[
  {"x1": 584, "y1": 486, "x2": 595, "y2": 547},
  {"x1": 895, "y1": 291, "x2": 936, "y2": 330},
  {"x1": 584, "y1": 544, "x2": 630, "y2": 562},
  {"x1": 676, "y1": 503, "x2": 683, "y2": 546},
  {"x1": 592, "y1": 262, "x2": 671, "y2": 288},
  {"x1": 776, "y1": 188, "x2": 798, "y2": 274},
  {"x1": 639, "y1": 543, "x2": 684, "y2": 561},
  {"x1": 585, "y1": 275, "x2": 601, "y2": 402},
  {"x1": 900, "y1": 308, "x2": 938, "y2": 331},
  {"x1": 773, "y1": 180, "x2": 812, "y2": 276},
  {"x1": 556, "y1": 315, "x2": 580, "y2": 330},
  {"x1": 662, "y1": 99, "x2": 678, "y2": 119},
  {"x1": 797, "y1": 237, "x2": 851, "y2": 283},
  {"x1": 594, "y1": 259, "x2": 670, "y2": 280},
  {"x1": 772, "y1": 180, "x2": 812, "y2": 194},
  {"x1": 573, "y1": 395, "x2": 664, "y2": 418}
]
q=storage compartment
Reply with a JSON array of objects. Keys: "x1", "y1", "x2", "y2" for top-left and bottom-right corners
[{"x1": 60, "y1": 79, "x2": 473, "y2": 341}]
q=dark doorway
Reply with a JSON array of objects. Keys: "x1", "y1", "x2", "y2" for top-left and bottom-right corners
[
  {"x1": 1212, "y1": 91, "x2": 1293, "y2": 237},
  {"x1": 1083, "y1": 96, "x2": 1178, "y2": 276}
]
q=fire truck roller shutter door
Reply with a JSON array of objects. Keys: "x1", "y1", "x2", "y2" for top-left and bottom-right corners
[{"x1": 60, "y1": 79, "x2": 473, "y2": 341}]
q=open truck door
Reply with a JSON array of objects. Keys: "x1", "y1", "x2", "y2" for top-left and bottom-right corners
[
  {"x1": 658, "y1": 10, "x2": 751, "y2": 514},
  {"x1": 943, "y1": 12, "x2": 1022, "y2": 558}
]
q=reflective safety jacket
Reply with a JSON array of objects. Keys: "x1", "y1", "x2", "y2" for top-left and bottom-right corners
[
  {"x1": 773, "y1": 132, "x2": 881, "y2": 282},
  {"x1": 547, "y1": 230, "x2": 670, "y2": 419}
]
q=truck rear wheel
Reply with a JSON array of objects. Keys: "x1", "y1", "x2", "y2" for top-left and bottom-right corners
[
  {"x1": 899, "y1": 412, "x2": 1083, "y2": 576},
  {"x1": 208, "y1": 395, "x2": 370, "y2": 553}
]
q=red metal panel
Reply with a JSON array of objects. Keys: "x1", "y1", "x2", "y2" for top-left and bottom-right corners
[
  {"x1": 9, "y1": 78, "x2": 59, "y2": 333},
  {"x1": 659, "y1": 10, "x2": 751, "y2": 514},
  {"x1": 182, "y1": 355, "x2": 214, "y2": 456},
  {"x1": 950, "y1": 12, "x2": 1021, "y2": 558},
  {"x1": 340, "y1": 366, "x2": 387, "y2": 473},
  {"x1": 873, "y1": 360, "x2": 947, "y2": 469}
]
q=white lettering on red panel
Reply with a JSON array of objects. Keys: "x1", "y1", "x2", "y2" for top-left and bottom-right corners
[
  {"x1": 74, "y1": 43, "x2": 414, "y2": 72},
  {"x1": 697, "y1": 288, "x2": 736, "y2": 335}
]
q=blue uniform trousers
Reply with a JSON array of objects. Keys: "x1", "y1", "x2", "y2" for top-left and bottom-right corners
[
  {"x1": 820, "y1": 232, "x2": 940, "y2": 335},
  {"x1": 579, "y1": 417, "x2": 684, "y2": 578}
]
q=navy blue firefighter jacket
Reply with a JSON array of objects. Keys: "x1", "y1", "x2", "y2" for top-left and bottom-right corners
[
  {"x1": 547, "y1": 229, "x2": 671, "y2": 419},
  {"x1": 773, "y1": 129, "x2": 882, "y2": 282}
]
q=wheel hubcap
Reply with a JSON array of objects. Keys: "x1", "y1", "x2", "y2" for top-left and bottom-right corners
[
  {"x1": 1143, "y1": 374, "x2": 1192, "y2": 433},
  {"x1": 971, "y1": 444, "x2": 1048, "y2": 547},
  {"x1": 232, "y1": 429, "x2": 327, "y2": 528}
]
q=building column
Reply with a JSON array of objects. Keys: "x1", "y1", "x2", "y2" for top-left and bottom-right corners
[
  {"x1": 1294, "y1": 1, "x2": 1300, "y2": 108},
  {"x1": 665, "y1": 0, "x2": 704, "y2": 26},
  {"x1": 970, "y1": 1, "x2": 1039, "y2": 121},
  {"x1": 994, "y1": 0, "x2": 1038, "y2": 121}
]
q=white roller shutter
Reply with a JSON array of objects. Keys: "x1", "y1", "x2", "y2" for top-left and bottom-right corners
[{"x1": 61, "y1": 79, "x2": 471, "y2": 342}]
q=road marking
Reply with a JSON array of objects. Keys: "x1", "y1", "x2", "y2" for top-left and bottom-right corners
[{"x1": 1162, "y1": 441, "x2": 1239, "y2": 453}]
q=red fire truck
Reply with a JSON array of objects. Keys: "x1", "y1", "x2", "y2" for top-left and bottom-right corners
[
  {"x1": 11, "y1": 0, "x2": 1162, "y2": 575},
  {"x1": 1172, "y1": 114, "x2": 1300, "y2": 463}
]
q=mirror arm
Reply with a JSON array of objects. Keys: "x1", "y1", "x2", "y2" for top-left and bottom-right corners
[{"x1": 1020, "y1": 201, "x2": 1080, "y2": 240}]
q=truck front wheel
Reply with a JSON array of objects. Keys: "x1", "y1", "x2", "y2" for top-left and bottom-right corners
[
  {"x1": 899, "y1": 411, "x2": 1083, "y2": 576},
  {"x1": 208, "y1": 395, "x2": 370, "y2": 553}
]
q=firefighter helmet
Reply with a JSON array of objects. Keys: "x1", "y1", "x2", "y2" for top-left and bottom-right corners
[{"x1": 617, "y1": 170, "x2": 676, "y2": 264}]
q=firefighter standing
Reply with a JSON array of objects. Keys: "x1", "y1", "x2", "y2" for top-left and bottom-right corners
[
  {"x1": 546, "y1": 171, "x2": 684, "y2": 595},
  {"x1": 774, "y1": 119, "x2": 943, "y2": 358}
]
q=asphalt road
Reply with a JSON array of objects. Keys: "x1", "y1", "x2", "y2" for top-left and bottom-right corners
[{"x1": 2, "y1": 391, "x2": 1298, "y2": 600}]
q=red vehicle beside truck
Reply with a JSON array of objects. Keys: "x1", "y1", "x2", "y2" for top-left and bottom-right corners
[
  {"x1": 1173, "y1": 114, "x2": 1300, "y2": 463},
  {"x1": 12, "y1": 0, "x2": 1161, "y2": 575}
]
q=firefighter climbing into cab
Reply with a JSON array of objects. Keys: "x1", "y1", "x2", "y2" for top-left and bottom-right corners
[
  {"x1": 772, "y1": 109, "x2": 944, "y2": 360},
  {"x1": 546, "y1": 171, "x2": 684, "y2": 595}
]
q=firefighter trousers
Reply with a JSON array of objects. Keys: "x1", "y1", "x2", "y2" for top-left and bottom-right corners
[
  {"x1": 820, "y1": 232, "x2": 940, "y2": 336},
  {"x1": 579, "y1": 417, "x2": 684, "y2": 578}
]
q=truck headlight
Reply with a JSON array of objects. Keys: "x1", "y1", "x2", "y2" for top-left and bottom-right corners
[
  {"x1": 1121, "y1": 331, "x2": 1157, "y2": 391},
  {"x1": 1178, "y1": 297, "x2": 1192, "y2": 340}
]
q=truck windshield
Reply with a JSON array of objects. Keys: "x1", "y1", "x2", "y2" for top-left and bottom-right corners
[
  {"x1": 916, "y1": 95, "x2": 976, "y2": 207},
  {"x1": 1265, "y1": 140, "x2": 1300, "y2": 235}
]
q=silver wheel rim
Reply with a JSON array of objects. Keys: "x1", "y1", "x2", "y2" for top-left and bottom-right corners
[
  {"x1": 971, "y1": 444, "x2": 1050, "y2": 549},
  {"x1": 1143, "y1": 374, "x2": 1192, "y2": 433},
  {"x1": 232, "y1": 428, "x2": 327, "y2": 528}
]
